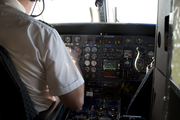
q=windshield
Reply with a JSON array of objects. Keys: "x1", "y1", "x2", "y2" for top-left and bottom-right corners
[{"x1": 33, "y1": 0, "x2": 158, "y2": 24}]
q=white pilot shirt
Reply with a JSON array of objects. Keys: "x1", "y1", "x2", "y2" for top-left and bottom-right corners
[{"x1": 0, "y1": 0, "x2": 84, "y2": 113}]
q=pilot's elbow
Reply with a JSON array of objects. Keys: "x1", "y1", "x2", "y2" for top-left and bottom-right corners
[
  {"x1": 72, "y1": 97, "x2": 84, "y2": 110},
  {"x1": 79, "y1": 97, "x2": 84, "y2": 108}
]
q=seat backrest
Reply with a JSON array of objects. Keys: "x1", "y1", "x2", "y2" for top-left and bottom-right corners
[
  {"x1": 126, "y1": 66, "x2": 154, "y2": 119},
  {"x1": 0, "y1": 45, "x2": 37, "y2": 120}
]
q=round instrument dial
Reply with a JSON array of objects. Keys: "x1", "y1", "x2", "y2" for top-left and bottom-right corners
[
  {"x1": 64, "y1": 36, "x2": 71, "y2": 43},
  {"x1": 75, "y1": 36, "x2": 81, "y2": 42},
  {"x1": 91, "y1": 54, "x2": 97, "y2": 59},
  {"x1": 84, "y1": 53, "x2": 90, "y2": 59},
  {"x1": 85, "y1": 47, "x2": 91, "y2": 53},
  {"x1": 109, "y1": 48, "x2": 115, "y2": 53},
  {"x1": 85, "y1": 74, "x2": 90, "y2": 79},
  {"x1": 91, "y1": 74, "x2": 96, "y2": 79},
  {"x1": 91, "y1": 67, "x2": 97, "y2": 73},
  {"x1": 91, "y1": 60, "x2": 97, "y2": 66},
  {"x1": 92, "y1": 47, "x2": 97, "y2": 53},
  {"x1": 116, "y1": 48, "x2": 121, "y2": 53},
  {"x1": 124, "y1": 60, "x2": 131, "y2": 67},
  {"x1": 125, "y1": 38, "x2": 132, "y2": 44},
  {"x1": 84, "y1": 60, "x2": 90, "y2": 66},
  {"x1": 102, "y1": 47, "x2": 108, "y2": 53},
  {"x1": 85, "y1": 67, "x2": 90, "y2": 72},
  {"x1": 136, "y1": 38, "x2": 143, "y2": 44}
]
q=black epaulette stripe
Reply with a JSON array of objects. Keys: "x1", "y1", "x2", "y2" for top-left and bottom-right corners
[{"x1": 38, "y1": 20, "x2": 54, "y2": 28}]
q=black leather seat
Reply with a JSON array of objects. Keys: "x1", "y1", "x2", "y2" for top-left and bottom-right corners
[{"x1": 0, "y1": 45, "x2": 68, "y2": 120}]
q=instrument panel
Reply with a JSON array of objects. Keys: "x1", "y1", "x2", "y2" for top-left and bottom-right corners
[
  {"x1": 61, "y1": 35, "x2": 155, "y2": 87},
  {"x1": 61, "y1": 34, "x2": 155, "y2": 120},
  {"x1": 57, "y1": 24, "x2": 155, "y2": 120}
]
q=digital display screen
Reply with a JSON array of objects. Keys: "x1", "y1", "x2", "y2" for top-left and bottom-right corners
[
  {"x1": 124, "y1": 50, "x2": 132, "y2": 58},
  {"x1": 103, "y1": 60, "x2": 116, "y2": 70}
]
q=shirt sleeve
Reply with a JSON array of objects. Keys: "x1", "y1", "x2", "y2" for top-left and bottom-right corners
[{"x1": 44, "y1": 29, "x2": 84, "y2": 96}]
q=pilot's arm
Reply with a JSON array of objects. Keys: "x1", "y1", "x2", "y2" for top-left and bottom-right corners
[{"x1": 45, "y1": 29, "x2": 84, "y2": 110}]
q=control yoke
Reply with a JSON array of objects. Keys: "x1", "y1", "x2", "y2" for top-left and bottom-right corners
[{"x1": 134, "y1": 47, "x2": 146, "y2": 72}]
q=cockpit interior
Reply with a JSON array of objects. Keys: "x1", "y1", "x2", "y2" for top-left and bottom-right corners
[
  {"x1": 58, "y1": 23, "x2": 155, "y2": 120},
  {"x1": 1, "y1": 0, "x2": 180, "y2": 120}
]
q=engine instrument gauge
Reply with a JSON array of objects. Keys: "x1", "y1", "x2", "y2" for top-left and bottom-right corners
[
  {"x1": 92, "y1": 47, "x2": 97, "y2": 53},
  {"x1": 85, "y1": 67, "x2": 90, "y2": 72},
  {"x1": 85, "y1": 47, "x2": 91, "y2": 53},
  {"x1": 91, "y1": 74, "x2": 96, "y2": 79},
  {"x1": 64, "y1": 36, "x2": 71, "y2": 43},
  {"x1": 109, "y1": 48, "x2": 115, "y2": 53},
  {"x1": 91, "y1": 60, "x2": 97, "y2": 66},
  {"x1": 91, "y1": 54, "x2": 97, "y2": 59},
  {"x1": 116, "y1": 48, "x2": 121, "y2": 53},
  {"x1": 84, "y1": 60, "x2": 90, "y2": 66},
  {"x1": 75, "y1": 36, "x2": 81, "y2": 42},
  {"x1": 125, "y1": 38, "x2": 132, "y2": 44},
  {"x1": 91, "y1": 67, "x2": 97, "y2": 73},
  {"x1": 84, "y1": 53, "x2": 90, "y2": 59},
  {"x1": 136, "y1": 38, "x2": 143, "y2": 44},
  {"x1": 102, "y1": 47, "x2": 108, "y2": 53}
]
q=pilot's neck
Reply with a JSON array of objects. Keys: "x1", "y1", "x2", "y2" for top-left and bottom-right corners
[{"x1": 17, "y1": 0, "x2": 34, "y2": 14}]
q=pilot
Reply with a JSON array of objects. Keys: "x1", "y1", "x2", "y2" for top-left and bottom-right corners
[{"x1": 0, "y1": 0, "x2": 84, "y2": 115}]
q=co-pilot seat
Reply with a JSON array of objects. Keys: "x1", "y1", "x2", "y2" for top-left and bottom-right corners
[{"x1": 0, "y1": 45, "x2": 68, "y2": 120}]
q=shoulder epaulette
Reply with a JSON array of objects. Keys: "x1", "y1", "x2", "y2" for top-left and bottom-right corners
[{"x1": 38, "y1": 20, "x2": 54, "y2": 28}]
